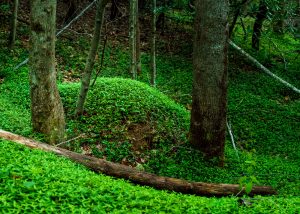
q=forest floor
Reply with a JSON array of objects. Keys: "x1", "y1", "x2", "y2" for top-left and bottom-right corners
[{"x1": 0, "y1": 1, "x2": 300, "y2": 213}]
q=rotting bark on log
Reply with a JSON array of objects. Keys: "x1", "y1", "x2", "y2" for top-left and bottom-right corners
[{"x1": 0, "y1": 129, "x2": 277, "y2": 197}]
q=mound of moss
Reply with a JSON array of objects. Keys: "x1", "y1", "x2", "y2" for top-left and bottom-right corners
[{"x1": 60, "y1": 78, "x2": 190, "y2": 147}]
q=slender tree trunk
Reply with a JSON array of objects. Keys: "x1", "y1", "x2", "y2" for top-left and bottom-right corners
[
  {"x1": 109, "y1": 0, "x2": 118, "y2": 20},
  {"x1": 129, "y1": 0, "x2": 138, "y2": 79},
  {"x1": 156, "y1": 0, "x2": 166, "y2": 35},
  {"x1": 29, "y1": 0, "x2": 65, "y2": 144},
  {"x1": 190, "y1": 0, "x2": 229, "y2": 166},
  {"x1": 150, "y1": 0, "x2": 156, "y2": 86},
  {"x1": 75, "y1": 0, "x2": 108, "y2": 115},
  {"x1": 240, "y1": 18, "x2": 248, "y2": 41},
  {"x1": 64, "y1": 0, "x2": 78, "y2": 23},
  {"x1": 8, "y1": 0, "x2": 19, "y2": 48},
  {"x1": 136, "y1": 14, "x2": 142, "y2": 75},
  {"x1": 228, "y1": 0, "x2": 250, "y2": 38},
  {"x1": 252, "y1": 0, "x2": 267, "y2": 50}
]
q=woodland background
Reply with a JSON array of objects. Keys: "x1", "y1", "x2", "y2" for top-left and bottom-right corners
[{"x1": 0, "y1": 0, "x2": 299, "y2": 212}]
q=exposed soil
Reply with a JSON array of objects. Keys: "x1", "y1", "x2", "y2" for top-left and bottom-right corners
[{"x1": 127, "y1": 123, "x2": 156, "y2": 152}]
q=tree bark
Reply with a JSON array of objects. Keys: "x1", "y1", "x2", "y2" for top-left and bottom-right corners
[
  {"x1": 129, "y1": 0, "x2": 138, "y2": 79},
  {"x1": 156, "y1": 0, "x2": 166, "y2": 34},
  {"x1": 252, "y1": 0, "x2": 267, "y2": 50},
  {"x1": 0, "y1": 129, "x2": 277, "y2": 197},
  {"x1": 64, "y1": 0, "x2": 79, "y2": 23},
  {"x1": 136, "y1": 14, "x2": 142, "y2": 75},
  {"x1": 150, "y1": 0, "x2": 156, "y2": 86},
  {"x1": 8, "y1": 0, "x2": 19, "y2": 48},
  {"x1": 29, "y1": 0, "x2": 65, "y2": 144},
  {"x1": 109, "y1": 0, "x2": 118, "y2": 20},
  {"x1": 75, "y1": 0, "x2": 108, "y2": 115},
  {"x1": 190, "y1": 0, "x2": 229, "y2": 166},
  {"x1": 228, "y1": 0, "x2": 251, "y2": 38}
]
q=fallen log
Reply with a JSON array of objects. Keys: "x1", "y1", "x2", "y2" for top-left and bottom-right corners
[{"x1": 0, "y1": 129, "x2": 277, "y2": 197}]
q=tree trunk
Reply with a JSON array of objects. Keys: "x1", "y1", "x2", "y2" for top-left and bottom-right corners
[
  {"x1": 64, "y1": 0, "x2": 78, "y2": 23},
  {"x1": 150, "y1": 0, "x2": 156, "y2": 86},
  {"x1": 109, "y1": 0, "x2": 118, "y2": 20},
  {"x1": 8, "y1": 0, "x2": 19, "y2": 48},
  {"x1": 129, "y1": 0, "x2": 138, "y2": 79},
  {"x1": 252, "y1": 0, "x2": 267, "y2": 50},
  {"x1": 29, "y1": 0, "x2": 65, "y2": 144},
  {"x1": 228, "y1": 0, "x2": 250, "y2": 38},
  {"x1": 136, "y1": 15, "x2": 142, "y2": 75},
  {"x1": 156, "y1": 0, "x2": 166, "y2": 35},
  {"x1": 75, "y1": 0, "x2": 108, "y2": 115},
  {"x1": 0, "y1": 129, "x2": 277, "y2": 197},
  {"x1": 190, "y1": 0, "x2": 229, "y2": 166}
]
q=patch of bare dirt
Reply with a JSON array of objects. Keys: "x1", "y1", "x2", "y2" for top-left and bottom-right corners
[{"x1": 127, "y1": 123, "x2": 156, "y2": 152}]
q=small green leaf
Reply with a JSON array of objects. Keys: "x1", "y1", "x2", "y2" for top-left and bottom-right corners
[
  {"x1": 239, "y1": 176, "x2": 247, "y2": 185},
  {"x1": 245, "y1": 182, "x2": 253, "y2": 194},
  {"x1": 23, "y1": 181, "x2": 35, "y2": 188}
]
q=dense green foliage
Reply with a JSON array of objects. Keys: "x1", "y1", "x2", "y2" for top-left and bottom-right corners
[
  {"x1": 0, "y1": 48, "x2": 299, "y2": 211},
  {"x1": 1, "y1": 62, "x2": 298, "y2": 193},
  {"x1": 1, "y1": 140, "x2": 299, "y2": 213},
  {"x1": 0, "y1": 66, "x2": 31, "y2": 135},
  {"x1": 0, "y1": 0, "x2": 299, "y2": 212},
  {"x1": 60, "y1": 78, "x2": 189, "y2": 144}
]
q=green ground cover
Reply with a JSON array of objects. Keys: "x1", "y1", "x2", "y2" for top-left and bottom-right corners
[
  {"x1": 1, "y1": 140, "x2": 299, "y2": 213},
  {"x1": 0, "y1": 14, "x2": 299, "y2": 212}
]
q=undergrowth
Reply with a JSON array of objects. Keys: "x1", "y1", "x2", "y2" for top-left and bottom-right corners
[
  {"x1": 0, "y1": 9, "x2": 299, "y2": 212},
  {"x1": 0, "y1": 65, "x2": 299, "y2": 197},
  {"x1": 60, "y1": 78, "x2": 189, "y2": 145},
  {"x1": 1, "y1": 140, "x2": 299, "y2": 213}
]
